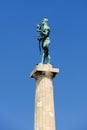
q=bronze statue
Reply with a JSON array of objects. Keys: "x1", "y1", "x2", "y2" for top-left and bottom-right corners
[{"x1": 37, "y1": 18, "x2": 51, "y2": 64}]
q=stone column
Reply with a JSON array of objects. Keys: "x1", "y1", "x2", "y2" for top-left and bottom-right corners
[{"x1": 30, "y1": 64, "x2": 59, "y2": 130}]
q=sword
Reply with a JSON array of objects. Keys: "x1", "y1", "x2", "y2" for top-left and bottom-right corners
[
  {"x1": 37, "y1": 36, "x2": 42, "y2": 55},
  {"x1": 39, "y1": 40, "x2": 41, "y2": 55}
]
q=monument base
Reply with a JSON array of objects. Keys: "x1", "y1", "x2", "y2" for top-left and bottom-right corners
[
  {"x1": 30, "y1": 64, "x2": 59, "y2": 79},
  {"x1": 30, "y1": 64, "x2": 59, "y2": 130}
]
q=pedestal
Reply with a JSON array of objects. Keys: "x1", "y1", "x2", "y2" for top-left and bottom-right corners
[{"x1": 30, "y1": 64, "x2": 59, "y2": 130}]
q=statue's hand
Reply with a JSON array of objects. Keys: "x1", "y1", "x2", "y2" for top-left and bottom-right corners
[
  {"x1": 37, "y1": 29, "x2": 41, "y2": 32},
  {"x1": 37, "y1": 36, "x2": 42, "y2": 41}
]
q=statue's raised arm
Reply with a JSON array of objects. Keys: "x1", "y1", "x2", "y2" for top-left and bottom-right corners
[{"x1": 37, "y1": 18, "x2": 51, "y2": 64}]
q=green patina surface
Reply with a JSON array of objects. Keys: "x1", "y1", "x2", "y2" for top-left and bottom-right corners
[{"x1": 37, "y1": 18, "x2": 51, "y2": 64}]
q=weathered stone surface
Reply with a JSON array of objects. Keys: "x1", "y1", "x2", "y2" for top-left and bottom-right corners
[
  {"x1": 30, "y1": 64, "x2": 59, "y2": 79},
  {"x1": 30, "y1": 64, "x2": 59, "y2": 130}
]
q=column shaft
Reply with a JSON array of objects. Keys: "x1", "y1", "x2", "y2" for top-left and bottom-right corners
[
  {"x1": 35, "y1": 77, "x2": 55, "y2": 130},
  {"x1": 30, "y1": 64, "x2": 59, "y2": 130}
]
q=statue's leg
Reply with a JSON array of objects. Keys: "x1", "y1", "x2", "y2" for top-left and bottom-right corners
[
  {"x1": 44, "y1": 47, "x2": 50, "y2": 64},
  {"x1": 42, "y1": 37, "x2": 50, "y2": 48},
  {"x1": 41, "y1": 51, "x2": 45, "y2": 64},
  {"x1": 47, "y1": 54, "x2": 51, "y2": 64}
]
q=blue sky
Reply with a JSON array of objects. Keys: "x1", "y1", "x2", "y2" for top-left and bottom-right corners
[{"x1": 0, "y1": 0, "x2": 87, "y2": 130}]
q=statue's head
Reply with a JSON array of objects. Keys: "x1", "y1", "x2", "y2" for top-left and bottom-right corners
[{"x1": 42, "y1": 18, "x2": 48, "y2": 25}]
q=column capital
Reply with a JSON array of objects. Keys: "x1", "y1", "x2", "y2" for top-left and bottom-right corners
[{"x1": 30, "y1": 64, "x2": 59, "y2": 80}]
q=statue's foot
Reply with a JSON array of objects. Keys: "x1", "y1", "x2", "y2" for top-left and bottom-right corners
[
  {"x1": 38, "y1": 62, "x2": 43, "y2": 65},
  {"x1": 47, "y1": 62, "x2": 50, "y2": 64}
]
